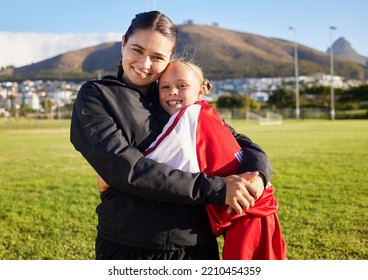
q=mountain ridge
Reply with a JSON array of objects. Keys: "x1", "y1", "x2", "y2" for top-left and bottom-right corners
[
  {"x1": 328, "y1": 37, "x2": 367, "y2": 66},
  {"x1": 1, "y1": 24, "x2": 366, "y2": 80}
]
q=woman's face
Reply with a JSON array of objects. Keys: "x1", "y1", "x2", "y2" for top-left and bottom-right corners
[
  {"x1": 121, "y1": 29, "x2": 174, "y2": 94},
  {"x1": 158, "y1": 63, "x2": 204, "y2": 116}
]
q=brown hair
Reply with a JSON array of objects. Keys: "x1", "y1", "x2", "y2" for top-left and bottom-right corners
[
  {"x1": 118, "y1": 11, "x2": 178, "y2": 78},
  {"x1": 124, "y1": 11, "x2": 178, "y2": 56}
]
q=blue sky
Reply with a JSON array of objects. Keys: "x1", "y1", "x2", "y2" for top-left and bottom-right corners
[{"x1": 1, "y1": 0, "x2": 367, "y2": 67}]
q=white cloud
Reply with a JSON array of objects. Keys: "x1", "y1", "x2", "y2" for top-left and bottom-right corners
[{"x1": 0, "y1": 32, "x2": 121, "y2": 68}]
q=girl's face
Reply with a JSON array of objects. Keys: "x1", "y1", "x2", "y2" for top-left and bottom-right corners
[
  {"x1": 121, "y1": 29, "x2": 174, "y2": 94},
  {"x1": 158, "y1": 63, "x2": 204, "y2": 116}
]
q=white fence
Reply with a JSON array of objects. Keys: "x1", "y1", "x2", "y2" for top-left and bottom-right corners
[{"x1": 217, "y1": 108, "x2": 351, "y2": 121}]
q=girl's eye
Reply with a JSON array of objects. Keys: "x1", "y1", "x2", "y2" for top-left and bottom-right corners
[{"x1": 178, "y1": 84, "x2": 188, "y2": 89}]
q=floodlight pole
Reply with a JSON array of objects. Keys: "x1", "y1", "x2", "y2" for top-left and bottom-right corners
[
  {"x1": 289, "y1": 27, "x2": 300, "y2": 119},
  {"x1": 329, "y1": 26, "x2": 337, "y2": 120},
  {"x1": 145, "y1": 0, "x2": 155, "y2": 11}
]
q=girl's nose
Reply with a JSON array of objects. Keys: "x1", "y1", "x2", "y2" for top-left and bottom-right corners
[{"x1": 169, "y1": 87, "x2": 178, "y2": 95}]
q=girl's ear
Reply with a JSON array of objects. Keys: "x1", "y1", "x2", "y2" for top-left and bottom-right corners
[{"x1": 197, "y1": 86, "x2": 205, "y2": 100}]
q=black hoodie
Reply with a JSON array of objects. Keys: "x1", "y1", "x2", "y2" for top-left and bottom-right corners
[{"x1": 70, "y1": 76, "x2": 273, "y2": 250}]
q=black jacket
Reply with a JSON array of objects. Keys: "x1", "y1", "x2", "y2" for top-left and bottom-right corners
[{"x1": 70, "y1": 76, "x2": 273, "y2": 250}]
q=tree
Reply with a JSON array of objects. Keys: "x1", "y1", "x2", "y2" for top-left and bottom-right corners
[
  {"x1": 40, "y1": 98, "x2": 54, "y2": 113},
  {"x1": 337, "y1": 84, "x2": 368, "y2": 109},
  {"x1": 216, "y1": 94, "x2": 260, "y2": 110},
  {"x1": 268, "y1": 88, "x2": 295, "y2": 108},
  {"x1": 40, "y1": 98, "x2": 55, "y2": 118}
]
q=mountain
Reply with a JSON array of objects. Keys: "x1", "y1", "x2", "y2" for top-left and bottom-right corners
[
  {"x1": 327, "y1": 37, "x2": 368, "y2": 66},
  {"x1": 176, "y1": 25, "x2": 366, "y2": 79},
  {"x1": 0, "y1": 24, "x2": 366, "y2": 81},
  {"x1": 0, "y1": 42, "x2": 121, "y2": 80}
]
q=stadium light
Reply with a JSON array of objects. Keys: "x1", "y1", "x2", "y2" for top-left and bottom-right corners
[
  {"x1": 329, "y1": 26, "x2": 337, "y2": 120},
  {"x1": 145, "y1": 0, "x2": 156, "y2": 11},
  {"x1": 288, "y1": 27, "x2": 300, "y2": 119}
]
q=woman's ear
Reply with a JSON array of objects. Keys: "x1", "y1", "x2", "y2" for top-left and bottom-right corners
[{"x1": 121, "y1": 35, "x2": 125, "y2": 56}]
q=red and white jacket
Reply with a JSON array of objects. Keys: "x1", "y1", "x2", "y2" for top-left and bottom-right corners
[{"x1": 145, "y1": 100, "x2": 286, "y2": 260}]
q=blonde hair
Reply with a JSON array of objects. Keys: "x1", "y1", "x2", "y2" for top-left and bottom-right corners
[{"x1": 170, "y1": 59, "x2": 212, "y2": 95}]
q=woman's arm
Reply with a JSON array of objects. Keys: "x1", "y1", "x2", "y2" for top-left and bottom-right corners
[
  {"x1": 71, "y1": 81, "x2": 254, "y2": 210},
  {"x1": 226, "y1": 122, "x2": 274, "y2": 186}
]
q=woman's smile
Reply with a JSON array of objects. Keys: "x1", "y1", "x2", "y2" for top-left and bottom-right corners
[{"x1": 132, "y1": 66, "x2": 150, "y2": 79}]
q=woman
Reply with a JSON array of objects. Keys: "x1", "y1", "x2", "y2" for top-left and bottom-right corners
[{"x1": 70, "y1": 11, "x2": 273, "y2": 260}]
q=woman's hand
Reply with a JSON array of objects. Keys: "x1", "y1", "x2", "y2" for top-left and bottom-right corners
[
  {"x1": 224, "y1": 171, "x2": 265, "y2": 214},
  {"x1": 224, "y1": 175, "x2": 255, "y2": 214},
  {"x1": 239, "y1": 171, "x2": 265, "y2": 200},
  {"x1": 97, "y1": 175, "x2": 110, "y2": 193}
]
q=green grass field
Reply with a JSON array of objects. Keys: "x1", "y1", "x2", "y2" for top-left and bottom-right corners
[{"x1": 0, "y1": 119, "x2": 367, "y2": 260}]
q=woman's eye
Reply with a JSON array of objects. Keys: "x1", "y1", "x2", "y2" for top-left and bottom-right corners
[
  {"x1": 153, "y1": 56, "x2": 164, "y2": 61},
  {"x1": 132, "y1": 48, "x2": 143, "y2": 54}
]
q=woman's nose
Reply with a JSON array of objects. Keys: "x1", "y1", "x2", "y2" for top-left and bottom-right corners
[{"x1": 140, "y1": 56, "x2": 152, "y2": 69}]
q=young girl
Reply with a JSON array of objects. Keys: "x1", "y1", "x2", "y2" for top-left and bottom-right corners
[{"x1": 145, "y1": 59, "x2": 287, "y2": 259}]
